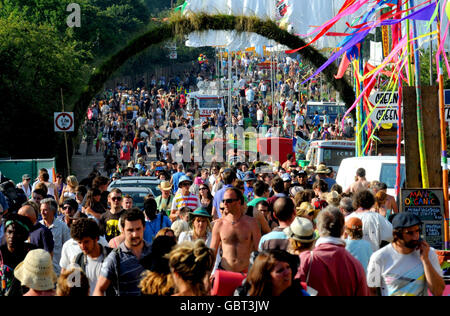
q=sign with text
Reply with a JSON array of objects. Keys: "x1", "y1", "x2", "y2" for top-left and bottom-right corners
[
  {"x1": 368, "y1": 91, "x2": 402, "y2": 124},
  {"x1": 54, "y1": 112, "x2": 74, "y2": 132},
  {"x1": 400, "y1": 189, "x2": 444, "y2": 250}
]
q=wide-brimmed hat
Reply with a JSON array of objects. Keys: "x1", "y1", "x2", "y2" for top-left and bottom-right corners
[
  {"x1": 296, "y1": 202, "x2": 316, "y2": 217},
  {"x1": 158, "y1": 181, "x2": 173, "y2": 191},
  {"x1": 178, "y1": 175, "x2": 193, "y2": 186},
  {"x1": 284, "y1": 217, "x2": 316, "y2": 243},
  {"x1": 325, "y1": 191, "x2": 341, "y2": 206},
  {"x1": 188, "y1": 208, "x2": 212, "y2": 223},
  {"x1": 315, "y1": 164, "x2": 331, "y2": 174},
  {"x1": 14, "y1": 249, "x2": 57, "y2": 291}
]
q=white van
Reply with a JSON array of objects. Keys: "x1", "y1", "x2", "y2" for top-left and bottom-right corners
[
  {"x1": 187, "y1": 92, "x2": 225, "y2": 121},
  {"x1": 306, "y1": 140, "x2": 355, "y2": 174},
  {"x1": 336, "y1": 156, "x2": 405, "y2": 197}
]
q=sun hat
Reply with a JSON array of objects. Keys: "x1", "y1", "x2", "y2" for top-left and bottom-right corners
[
  {"x1": 392, "y1": 212, "x2": 422, "y2": 230},
  {"x1": 178, "y1": 175, "x2": 193, "y2": 186},
  {"x1": 325, "y1": 191, "x2": 341, "y2": 206},
  {"x1": 316, "y1": 164, "x2": 331, "y2": 174},
  {"x1": 283, "y1": 217, "x2": 316, "y2": 243},
  {"x1": 289, "y1": 186, "x2": 304, "y2": 197},
  {"x1": 158, "y1": 181, "x2": 173, "y2": 191},
  {"x1": 14, "y1": 249, "x2": 57, "y2": 291},
  {"x1": 188, "y1": 208, "x2": 212, "y2": 223},
  {"x1": 296, "y1": 202, "x2": 319, "y2": 218}
]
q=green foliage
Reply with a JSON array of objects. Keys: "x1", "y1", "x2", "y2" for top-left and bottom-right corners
[{"x1": 0, "y1": 16, "x2": 90, "y2": 158}]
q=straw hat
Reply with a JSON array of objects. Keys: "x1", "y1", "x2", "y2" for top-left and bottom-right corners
[
  {"x1": 158, "y1": 181, "x2": 173, "y2": 191},
  {"x1": 283, "y1": 217, "x2": 316, "y2": 243},
  {"x1": 296, "y1": 202, "x2": 319, "y2": 218},
  {"x1": 315, "y1": 164, "x2": 331, "y2": 174},
  {"x1": 14, "y1": 249, "x2": 57, "y2": 291},
  {"x1": 325, "y1": 191, "x2": 341, "y2": 206}
]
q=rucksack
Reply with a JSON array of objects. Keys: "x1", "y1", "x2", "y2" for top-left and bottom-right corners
[
  {"x1": 121, "y1": 145, "x2": 128, "y2": 154},
  {"x1": 0, "y1": 181, "x2": 27, "y2": 213}
]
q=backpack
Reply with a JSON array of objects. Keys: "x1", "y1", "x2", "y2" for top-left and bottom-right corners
[
  {"x1": 121, "y1": 145, "x2": 128, "y2": 154},
  {"x1": 74, "y1": 245, "x2": 118, "y2": 296},
  {"x1": 0, "y1": 181, "x2": 27, "y2": 213}
]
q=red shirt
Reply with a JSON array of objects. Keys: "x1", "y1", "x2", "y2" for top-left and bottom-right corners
[{"x1": 295, "y1": 242, "x2": 369, "y2": 296}]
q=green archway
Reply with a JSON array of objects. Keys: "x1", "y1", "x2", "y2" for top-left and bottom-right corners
[{"x1": 72, "y1": 14, "x2": 355, "y2": 129}]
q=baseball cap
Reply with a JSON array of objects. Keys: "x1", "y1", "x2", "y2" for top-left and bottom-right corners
[
  {"x1": 345, "y1": 217, "x2": 363, "y2": 230},
  {"x1": 22, "y1": 174, "x2": 31, "y2": 180},
  {"x1": 281, "y1": 173, "x2": 291, "y2": 182},
  {"x1": 392, "y1": 213, "x2": 422, "y2": 229}
]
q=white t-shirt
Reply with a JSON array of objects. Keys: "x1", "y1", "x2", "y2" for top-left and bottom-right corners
[
  {"x1": 346, "y1": 211, "x2": 393, "y2": 252},
  {"x1": 85, "y1": 254, "x2": 105, "y2": 296},
  {"x1": 295, "y1": 113, "x2": 304, "y2": 128},
  {"x1": 366, "y1": 244, "x2": 443, "y2": 296},
  {"x1": 257, "y1": 109, "x2": 264, "y2": 121}
]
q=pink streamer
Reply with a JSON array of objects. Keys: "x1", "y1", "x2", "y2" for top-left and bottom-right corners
[
  {"x1": 435, "y1": 19, "x2": 450, "y2": 79},
  {"x1": 340, "y1": 35, "x2": 409, "y2": 130}
]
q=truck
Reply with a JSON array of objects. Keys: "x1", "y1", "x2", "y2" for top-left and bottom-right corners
[
  {"x1": 186, "y1": 92, "x2": 225, "y2": 122},
  {"x1": 306, "y1": 140, "x2": 355, "y2": 174}
]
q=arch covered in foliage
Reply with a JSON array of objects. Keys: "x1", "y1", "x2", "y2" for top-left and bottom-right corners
[{"x1": 72, "y1": 14, "x2": 355, "y2": 129}]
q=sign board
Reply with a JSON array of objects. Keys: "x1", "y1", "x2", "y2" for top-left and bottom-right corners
[
  {"x1": 400, "y1": 189, "x2": 444, "y2": 250},
  {"x1": 368, "y1": 91, "x2": 402, "y2": 124},
  {"x1": 443, "y1": 89, "x2": 450, "y2": 122},
  {"x1": 169, "y1": 50, "x2": 177, "y2": 60},
  {"x1": 54, "y1": 112, "x2": 74, "y2": 132},
  {"x1": 381, "y1": 25, "x2": 390, "y2": 58}
]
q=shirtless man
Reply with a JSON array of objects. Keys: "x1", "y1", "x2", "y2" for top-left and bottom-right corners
[
  {"x1": 210, "y1": 187, "x2": 261, "y2": 273},
  {"x1": 344, "y1": 168, "x2": 370, "y2": 195}
]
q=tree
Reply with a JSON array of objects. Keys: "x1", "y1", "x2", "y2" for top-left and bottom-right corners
[{"x1": 0, "y1": 16, "x2": 90, "y2": 159}]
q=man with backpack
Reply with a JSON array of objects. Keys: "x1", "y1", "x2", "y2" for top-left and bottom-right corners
[
  {"x1": 66, "y1": 218, "x2": 113, "y2": 296},
  {"x1": 94, "y1": 208, "x2": 152, "y2": 296}
]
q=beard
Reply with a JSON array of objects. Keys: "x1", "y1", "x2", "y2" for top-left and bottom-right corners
[{"x1": 404, "y1": 239, "x2": 419, "y2": 249}]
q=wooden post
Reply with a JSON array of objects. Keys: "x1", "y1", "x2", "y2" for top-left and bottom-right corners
[{"x1": 403, "y1": 86, "x2": 441, "y2": 188}]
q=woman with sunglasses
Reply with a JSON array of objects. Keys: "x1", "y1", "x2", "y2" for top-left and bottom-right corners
[{"x1": 198, "y1": 185, "x2": 213, "y2": 216}]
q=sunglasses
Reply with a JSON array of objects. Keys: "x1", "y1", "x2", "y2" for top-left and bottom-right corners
[
  {"x1": 111, "y1": 196, "x2": 123, "y2": 202},
  {"x1": 62, "y1": 206, "x2": 73, "y2": 210},
  {"x1": 223, "y1": 198, "x2": 239, "y2": 204},
  {"x1": 200, "y1": 187, "x2": 208, "y2": 190}
]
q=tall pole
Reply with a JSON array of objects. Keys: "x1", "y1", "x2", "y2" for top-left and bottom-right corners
[
  {"x1": 60, "y1": 89, "x2": 71, "y2": 175},
  {"x1": 228, "y1": 50, "x2": 232, "y2": 128},
  {"x1": 410, "y1": 0, "x2": 430, "y2": 188},
  {"x1": 437, "y1": 10, "x2": 449, "y2": 250}
]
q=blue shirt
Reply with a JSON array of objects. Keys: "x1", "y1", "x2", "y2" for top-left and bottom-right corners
[
  {"x1": 213, "y1": 184, "x2": 233, "y2": 218},
  {"x1": 345, "y1": 238, "x2": 373, "y2": 273},
  {"x1": 322, "y1": 177, "x2": 336, "y2": 192},
  {"x1": 171, "y1": 172, "x2": 185, "y2": 194},
  {"x1": 144, "y1": 214, "x2": 172, "y2": 243},
  {"x1": 312, "y1": 115, "x2": 320, "y2": 127},
  {"x1": 100, "y1": 240, "x2": 152, "y2": 296}
]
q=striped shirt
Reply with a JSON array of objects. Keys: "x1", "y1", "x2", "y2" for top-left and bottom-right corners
[
  {"x1": 100, "y1": 241, "x2": 152, "y2": 296},
  {"x1": 171, "y1": 193, "x2": 200, "y2": 211}
]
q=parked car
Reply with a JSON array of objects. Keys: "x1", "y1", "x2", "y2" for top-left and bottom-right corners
[
  {"x1": 336, "y1": 156, "x2": 405, "y2": 198},
  {"x1": 108, "y1": 176, "x2": 162, "y2": 197},
  {"x1": 117, "y1": 187, "x2": 155, "y2": 210}
]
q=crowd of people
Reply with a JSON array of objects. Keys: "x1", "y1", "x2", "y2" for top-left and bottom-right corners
[{"x1": 0, "y1": 51, "x2": 446, "y2": 297}]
